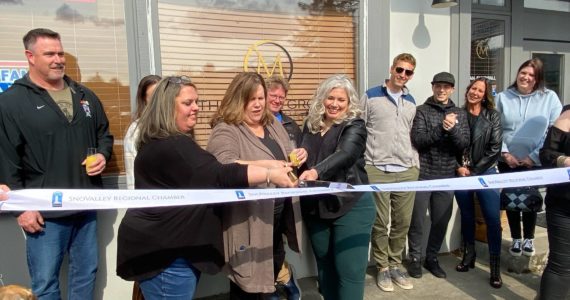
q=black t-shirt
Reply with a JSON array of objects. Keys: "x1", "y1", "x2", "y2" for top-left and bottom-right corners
[{"x1": 258, "y1": 127, "x2": 286, "y2": 212}]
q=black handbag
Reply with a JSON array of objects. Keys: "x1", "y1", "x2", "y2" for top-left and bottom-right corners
[{"x1": 500, "y1": 186, "x2": 544, "y2": 212}]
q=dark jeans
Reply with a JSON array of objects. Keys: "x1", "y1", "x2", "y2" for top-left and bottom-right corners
[
  {"x1": 498, "y1": 162, "x2": 538, "y2": 239},
  {"x1": 408, "y1": 189, "x2": 454, "y2": 260},
  {"x1": 455, "y1": 167, "x2": 502, "y2": 255},
  {"x1": 303, "y1": 193, "x2": 375, "y2": 300},
  {"x1": 539, "y1": 209, "x2": 570, "y2": 299}
]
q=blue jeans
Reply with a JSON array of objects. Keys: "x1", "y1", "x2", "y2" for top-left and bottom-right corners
[
  {"x1": 455, "y1": 167, "x2": 501, "y2": 255},
  {"x1": 26, "y1": 212, "x2": 98, "y2": 300},
  {"x1": 139, "y1": 258, "x2": 201, "y2": 300}
]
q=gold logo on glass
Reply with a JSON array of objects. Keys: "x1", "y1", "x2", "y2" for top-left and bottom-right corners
[
  {"x1": 243, "y1": 40, "x2": 293, "y2": 81},
  {"x1": 475, "y1": 38, "x2": 490, "y2": 60}
]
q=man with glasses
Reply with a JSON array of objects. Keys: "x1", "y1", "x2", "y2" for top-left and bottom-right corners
[
  {"x1": 266, "y1": 75, "x2": 302, "y2": 147},
  {"x1": 265, "y1": 75, "x2": 302, "y2": 300},
  {"x1": 407, "y1": 72, "x2": 469, "y2": 279},
  {"x1": 360, "y1": 53, "x2": 419, "y2": 292},
  {"x1": 0, "y1": 28, "x2": 113, "y2": 298}
]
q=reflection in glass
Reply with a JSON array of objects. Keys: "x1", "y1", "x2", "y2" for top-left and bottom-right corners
[
  {"x1": 160, "y1": 0, "x2": 359, "y2": 14},
  {"x1": 157, "y1": 0, "x2": 360, "y2": 147},
  {"x1": 532, "y1": 53, "x2": 563, "y2": 99},
  {"x1": 470, "y1": 18, "x2": 505, "y2": 95},
  {"x1": 0, "y1": 0, "x2": 131, "y2": 174},
  {"x1": 524, "y1": 0, "x2": 570, "y2": 12},
  {"x1": 473, "y1": 0, "x2": 505, "y2": 6}
]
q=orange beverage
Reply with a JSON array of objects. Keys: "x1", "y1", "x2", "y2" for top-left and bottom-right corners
[
  {"x1": 85, "y1": 155, "x2": 97, "y2": 172},
  {"x1": 86, "y1": 148, "x2": 97, "y2": 172}
]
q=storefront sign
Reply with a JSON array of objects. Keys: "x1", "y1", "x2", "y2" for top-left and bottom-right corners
[
  {"x1": 0, "y1": 61, "x2": 27, "y2": 93},
  {"x1": 243, "y1": 40, "x2": 293, "y2": 81}
]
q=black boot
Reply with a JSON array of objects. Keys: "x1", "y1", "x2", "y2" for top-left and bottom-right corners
[
  {"x1": 456, "y1": 243, "x2": 476, "y2": 272},
  {"x1": 489, "y1": 255, "x2": 503, "y2": 288}
]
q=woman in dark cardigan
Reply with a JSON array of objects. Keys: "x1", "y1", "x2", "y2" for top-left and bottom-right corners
[
  {"x1": 116, "y1": 76, "x2": 294, "y2": 299},
  {"x1": 299, "y1": 74, "x2": 374, "y2": 300}
]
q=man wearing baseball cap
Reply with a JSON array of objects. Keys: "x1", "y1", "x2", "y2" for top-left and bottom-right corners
[{"x1": 407, "y1": 72, "x2": 470, "y2": 279}]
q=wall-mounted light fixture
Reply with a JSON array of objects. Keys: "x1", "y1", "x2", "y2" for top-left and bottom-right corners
[{"x1": 431, "y1": 0, "x2": 458, "y2": 8}]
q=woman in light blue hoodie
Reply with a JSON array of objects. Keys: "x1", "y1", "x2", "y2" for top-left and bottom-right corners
[{"x1": 496, "y1": 58, "x2": 562, "y2": 258}]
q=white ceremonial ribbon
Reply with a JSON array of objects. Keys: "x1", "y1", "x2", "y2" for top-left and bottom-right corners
[{"x1": 1, "y1": 167, "x2": 569, "y2": 211}]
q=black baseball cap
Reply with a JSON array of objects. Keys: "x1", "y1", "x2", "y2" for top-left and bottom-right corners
[{"x1": 431, "y1": 72, "x2": 455, "y2": 87}]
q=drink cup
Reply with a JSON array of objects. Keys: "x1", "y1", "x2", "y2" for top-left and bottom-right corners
[{"x1": 86, "y1": 147, "x2": 97, "y2": 172}]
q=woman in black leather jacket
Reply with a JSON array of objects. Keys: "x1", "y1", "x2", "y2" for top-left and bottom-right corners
[
  {"x1": 454, "y1": 78, "x2": 503, "y2": 288},
  {"x1": 299, "y1": 74, "x2": 374, "y2": 300}
]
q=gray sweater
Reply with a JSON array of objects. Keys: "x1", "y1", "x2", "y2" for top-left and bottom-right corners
[{"x1": 360, "y1": 83, "x2": 419, "y2": 170}]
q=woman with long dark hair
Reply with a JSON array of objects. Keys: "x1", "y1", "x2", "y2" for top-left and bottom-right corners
[
  {"x1": 454, "y1": 78, "x2": 503, "y2": 288},
  {"x1": 496, "y1": 58, "x2": 562, "y2": 257},
  {"x1": 124, "y1": 75, "x2": 161, "y2": 190}
]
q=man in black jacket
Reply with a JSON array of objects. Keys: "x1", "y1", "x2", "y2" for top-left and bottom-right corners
[
  {"x1": 406, "y1": 72, "x2": 470, "y2": 279},
  {"x1": 0, "y1": 28, "x2": 113, "y2": 299}
]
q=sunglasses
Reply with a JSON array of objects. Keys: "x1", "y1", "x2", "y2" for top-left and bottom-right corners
[
  {"x1": 395, "y1": 67, "x2": 414, "y2": 76},
  {"x1": 167, "y1": 75, "x2": 192, "y2": 85}
]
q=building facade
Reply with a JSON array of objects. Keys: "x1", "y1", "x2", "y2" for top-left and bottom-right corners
[{"x1": 0, "y1": 0, "x2": 568, "y2": 298}]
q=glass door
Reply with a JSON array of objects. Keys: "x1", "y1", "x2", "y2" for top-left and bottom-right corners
[
  {"x1": 532, "y1": 53, "x2": 564, "y2": 100},
  {"x1": 470, "y1": 15, "x2": 509, "y2": 95}
]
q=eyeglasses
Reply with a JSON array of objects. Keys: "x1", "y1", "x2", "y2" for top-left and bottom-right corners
[
  {"x1": 167, "y1": 75, "x2": 192, "y2": 85},
  {"x1": 268, "y1": 94, "x2": 286, "y2": 101},
  {"x1": 395, "y1": 67, "x2": 414, "y2": 76}
]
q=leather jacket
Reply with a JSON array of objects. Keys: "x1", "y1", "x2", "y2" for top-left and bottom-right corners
[
  {"x1": 461, "y1": 107, "x2": 503, "y2": 175},
  {"x1": 300, "y1": 118, "x2": 368, "y2": 219}
]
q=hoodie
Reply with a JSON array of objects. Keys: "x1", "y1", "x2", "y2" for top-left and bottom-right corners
[
  {"x1": 495, "y1": 87, "x2": 562, "y2": 165},
  {"x1": 0, "y1": 75, "x2": 113, "y2": 218}
]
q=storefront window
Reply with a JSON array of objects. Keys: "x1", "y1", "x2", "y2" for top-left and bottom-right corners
[
  {"x1": 0, "y1": 0, "x2": 131, "y2": 175},
  {"x1": 157, "y1": 0, "x2": 359, "y2": 146},
  {"x1": 470, "y1": 18, "x2": 506, "y2": 95},
  {"x1": 532, "y1": 53, "x2": 564, "y2": 99},
  {"x1": 524, "y1": 0, "x2": 570, "y2": 12},
  {"x1": 472, "y1": 0, "x2": 505, "y2": 6}
]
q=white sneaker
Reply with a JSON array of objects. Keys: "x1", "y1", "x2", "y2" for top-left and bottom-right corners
[
  {"x1": 522, "y1": 239, "x2": 535, "y2": 257},
  {"x1": 509, "y1": 239, "x2": 522, "y2": 257}
]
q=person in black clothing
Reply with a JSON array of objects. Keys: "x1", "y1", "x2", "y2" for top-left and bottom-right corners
[
  {"x1": 116, "y1": 76, "x2": 295, "y2": 299},
  {"x1": 407, "y1": 72, "x2": 470, "y2": 279},
  {"x1": 454, "y1": 78, "x2": 503, "y2": 288},
  {"x1": 0, "y1": 28, "x2": 113, "y2": 299},
  {"x1": 539, "y1": 109, "x2": 570, "y2": 300},
  {"x1": 298, "y1": 74, "x2": 375, "y2": 300}
]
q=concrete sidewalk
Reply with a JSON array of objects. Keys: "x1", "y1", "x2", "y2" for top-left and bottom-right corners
[{"x1": 200, "y1": 223, "x2": 549, "y2": 300}]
